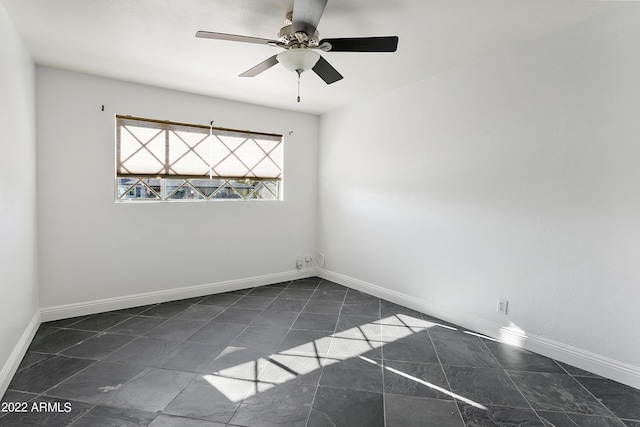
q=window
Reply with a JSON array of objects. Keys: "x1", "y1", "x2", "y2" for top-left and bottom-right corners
[{"x1": 115, "y1": 116, "x2": 283, "y2": 201}]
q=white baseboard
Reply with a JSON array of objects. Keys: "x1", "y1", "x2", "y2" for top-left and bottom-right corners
[
  {"x1": 0, "y1": 311, "x2": 40, "y2": 399},
  {"x1": 40, "y1": 269, "x2": 317, "y2": 322},
  {"x1": 318, "y1": 268, "x2": 640, "y2": 390},
  {"x1": 33, "y1": 267, "x2": 640, "y2": 390},
  {"x1": 3, "y1": 270, "x2": 316, "y2": 397}
]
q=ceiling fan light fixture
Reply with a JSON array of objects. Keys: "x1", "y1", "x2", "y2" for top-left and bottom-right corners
[{"x1": 277, "y1": 48, "x2": 320, "y2": 73}]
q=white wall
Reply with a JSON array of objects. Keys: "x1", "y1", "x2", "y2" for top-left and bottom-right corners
[
  {"x1": 0, "y1": 2, "x2": 39, "y2": 395},
  {"x1": 319, "y1": 5, "x2": 640, "y2": 381},
  {"x1": 37, "y1": 67, "x2": 319, "y2": 309}
]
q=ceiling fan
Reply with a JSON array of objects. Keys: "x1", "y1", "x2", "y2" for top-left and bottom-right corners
[{"x1": 196, "y1": 0, "x2": 399, "y2": 101}]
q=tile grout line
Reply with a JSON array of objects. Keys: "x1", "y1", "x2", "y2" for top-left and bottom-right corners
[
  {"x1": 425, "y1": 323, "x2": 468, "y2": 426},
  {"x1": 479, "y1": 338, "x2": 628, "y2": 424},
  {"x1": 8, "y1": 317, "x2": 152, "y2": 418},
  {"x1": 549, "y1": 360, "x2": 620, "y2": 423},
  {"x1": 167, "y1": 280, "x2": 294, "y2": 424},
  {"x1": 65, "y1": 402, "x2": 100, "y2": 426},
  {"x1": 223, "y1": 278, "x2": 326, "y2": 425},
  {"x1": 34, "y1": 282, "x2": 288, "y2": 424},
  {"x1": 378, "y1": 299, "x2": 389, "y2": 427},
  {"x1": 565, "y1": 372, "x2": 627, "y2": 422},
  {"x1": 158, "y1": 301, "x2": 249, "y2": 423},
  {"x1": 476, "y1": 336, "x2": 551, "y2": 425},
  {"x1": 305, "y1": 278, "x2": 348, "y2": 427},
  {"x1": 302, "y1": 279, "x2": 325, "y2": 427}
]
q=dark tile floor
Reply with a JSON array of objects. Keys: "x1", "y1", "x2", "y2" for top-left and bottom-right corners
[{"x1": 2, "y1": 277, "x2": 639, "y2": 426}]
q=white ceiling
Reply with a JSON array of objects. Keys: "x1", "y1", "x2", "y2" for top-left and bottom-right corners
[{"x1": 1, "y1": 0, "x2": 628, "y2": 114}]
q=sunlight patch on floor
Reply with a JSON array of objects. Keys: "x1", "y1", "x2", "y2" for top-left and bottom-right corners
[{"x1": 202, "y1": 313, "x2": 485, "y2": 410}]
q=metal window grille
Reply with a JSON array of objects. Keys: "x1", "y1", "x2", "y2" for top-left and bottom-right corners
[{"x1": 115, "y1": 115, "x2": 283, "y2": 201}]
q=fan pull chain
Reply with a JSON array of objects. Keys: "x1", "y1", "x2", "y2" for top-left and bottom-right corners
[{"x1": 296, "y1": 70, "x2": 302, "y2": 103}]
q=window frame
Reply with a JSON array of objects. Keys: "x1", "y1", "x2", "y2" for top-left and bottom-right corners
[{"x1": 114, "y1": 115, "x2": 284, "y2": 202}]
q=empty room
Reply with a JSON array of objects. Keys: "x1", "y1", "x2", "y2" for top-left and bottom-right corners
[{"x1": 1, "y1": 0, "x2": 640, "y2": 426}]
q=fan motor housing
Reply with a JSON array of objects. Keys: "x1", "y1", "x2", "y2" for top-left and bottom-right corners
[{"x1": 279, "y1": 12, "x2": 319, "y2": 47}]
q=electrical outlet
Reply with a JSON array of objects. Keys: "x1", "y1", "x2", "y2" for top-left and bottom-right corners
[
  {"x1": 296, "y1": 255, "x2": 303, "y2": 269},
  {"x1": 497, "y1": 299, "x2": 508, "y2": 315}
]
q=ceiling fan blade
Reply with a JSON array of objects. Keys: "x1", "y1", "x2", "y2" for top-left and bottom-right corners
[
  {"x1": 239, "y1": 55, "x2": 279, "y2": 77},
  {"x1": 292, "y1": 0, "x2": 327, "y2": 36},
  {"x1": 312, "y1": 56, "x2": 343, "y2": 84},
  {"x1": 320, "y1": 36, "x2": 399, "y2": 52},
  {"x1": 196, "y1": 31, "x2": 278, "y2": 46}
]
